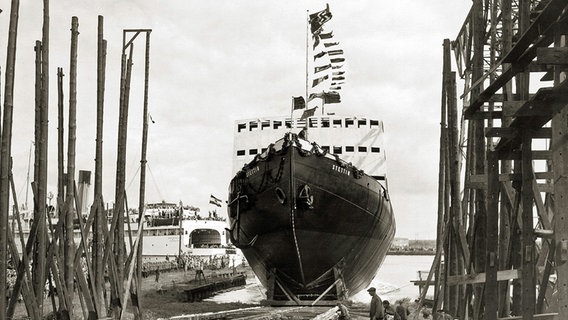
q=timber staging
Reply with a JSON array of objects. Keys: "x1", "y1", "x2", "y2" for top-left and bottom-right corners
[{"x1": 422, "y1": 0, "x2": 568, "y2": 320}]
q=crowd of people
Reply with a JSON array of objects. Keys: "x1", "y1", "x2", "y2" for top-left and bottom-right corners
[{"x1": 366, "y1": 287, "x2": 454, "y2": 320}]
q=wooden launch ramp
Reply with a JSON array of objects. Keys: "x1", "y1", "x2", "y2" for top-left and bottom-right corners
[{"x1": 262, "y1": 266, "x2": 348, "y2": 306}]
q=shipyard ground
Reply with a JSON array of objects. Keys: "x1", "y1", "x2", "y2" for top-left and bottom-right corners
[{"x1": 11, "y1": 266, "x2": 370, "y2": 319}]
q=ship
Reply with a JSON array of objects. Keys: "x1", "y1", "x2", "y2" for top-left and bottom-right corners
[{"x1": 227, "y1": 4, "x2": 395, "y2": 305}]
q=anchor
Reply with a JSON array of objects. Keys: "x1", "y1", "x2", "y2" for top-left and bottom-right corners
[{"x1": 226, "y1": 193, "x2": 258, "y2": 248}]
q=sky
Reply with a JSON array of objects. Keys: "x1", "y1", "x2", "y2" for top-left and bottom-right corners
[{"x1": 2, "y1": 1, "x2": 472, "y2": 240}]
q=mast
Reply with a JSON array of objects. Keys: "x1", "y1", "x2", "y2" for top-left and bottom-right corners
[{"x1": 305, "y1": 9, "x2": 309, "y2": 111}]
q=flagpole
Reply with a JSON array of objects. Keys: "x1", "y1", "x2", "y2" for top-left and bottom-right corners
[
  {"x1": 290, "y1": 98, "x2": 294, "y2": 131},
  {"x1": 305, "y1": 9, "x2": 309, "y2": 114}
]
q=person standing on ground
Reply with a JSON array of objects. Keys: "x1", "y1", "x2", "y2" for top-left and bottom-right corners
[
  {"x1": 368, "y1": 287, "x2": 384, "y2": 320},
  {"x1": 395, "y1": 299, "x2": 408, "y2": 320}
]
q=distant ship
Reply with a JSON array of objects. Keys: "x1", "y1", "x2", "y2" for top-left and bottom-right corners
[{"x1": 227, "y1": 4, "x2": 395, "y2": 305}]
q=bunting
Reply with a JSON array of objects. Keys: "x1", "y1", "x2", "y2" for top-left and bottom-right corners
[
  {"x1": 328, "y1": 49, "x2": 343, "y2": 56},
  {"x1": 312, "y1": 74, "x2": 329, "y2": 87},
  {"x1": 313, "y1": 36, "x2": 320, "y2": 50},
  {"x1": 306, "y1": 4, "x2": 345, "y2": 107},
  {"x1": 315, "y1": 64, "x2": 331, "y2": 73},
  {"x1": 319, "y1": 31, "x2": 333, "y2": 39},
  {"x1": 314, "y1": 51, "x2": 327, "y2": 60}
]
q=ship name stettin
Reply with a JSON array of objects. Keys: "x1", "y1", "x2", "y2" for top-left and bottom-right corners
[
  {"x1": 247, "y1": 166, "x2": 260, "y2": 177},
  {"x1": 332, "y1": 164, "x2": 350, "y2": 176}
]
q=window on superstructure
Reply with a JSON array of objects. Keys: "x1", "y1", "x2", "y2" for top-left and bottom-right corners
[
  {"x1": 333, "y1": 146, "x2": 342, "y2": 154},
  {"x1": 358, "y1": 119, "x2": 367, "y2": 128},
  {"x1": 358, "y1": 146, "x2": 368, "y2": 152},
  {"x1": 322, "y1": 146, "x2": 330, "y2": 152},
  {"x1": 237, "y1": 123, "x2": 246, "y2": 133},
  {"x1": 346, "y1": 119, "x2": 354, "y2": 128},
  {"x1": 285, "y1": 120, "x2": 292, "y2": 128},
  {"x1": 249, "y1": 122, "x2": 258, "y2": 131},
  {"x1": 333, "y1": 119, "x2": 342, "y2": 128},
  {"x1": 237, "y1": 150, "x2": 245, "y2": 156},
  {"x1": 261, "y1": 121, "x2": 270, "y2": 130},
  {"x1": 322, "y1": 119, "x2": 330, "y2": 128},
  {"x1": 249, "y1": 149, "x2": 258, "y2": 155},
  {"x1": 309, "y1": 118, "x2": 318, "y2": 128},
  {"x1": 346, "y1": 146, "x2": 354, "y2": 152},
  {"x1": 371, "y1": 147, "x2": 381, "y2": 153},
  {"x1": 273, "y1": 121, "x2": 282, "y2": 129},
  {"x1": 261, "y1": 148, "x2": 267, "y2": 153},
  {"x1": 370, "y1": 120, "x2": 379, "y2": 128}
]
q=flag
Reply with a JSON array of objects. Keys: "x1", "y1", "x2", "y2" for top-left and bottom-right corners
[
  {"x1": 314, "y1": 51, "x2": 327, "y2": 60},
  {"x1": 312, "y1": 75, "x2": 329, "y2": 87},
  {"x1": 315, "y1": 64, "x2": 331, "y2": 73},
  {"x1": 293, "y1": 96, "x2": 305, "y2": 110},
  {"x1": 313, "y1": 35, "x2": 320, "y2": 50},
  {"x1": 209, "y1": 194, "x2": 222, "y2": 207},
  {"x1": 332, "y1": 71, "x2": 345, "y2": 76},
  {"x1": 331, "y1": 82, "x2": 344, "y2": 86},
  {"x1": 330, "y1": 57, "x2": 345, "y2": 63},
  {"x1": 308, "y1": 92, "x2": 324, "y2": 102},
  {"x1": 332, "y1": 76, "x2": 345, "y2": 81},
  {"x1": 328, "y1": 49, "x2": 343, "y2": 56},
  {"x1": 319, "y1": 31, "x2": 333, "y2": 39},
  {"x1": 309, "y1": 4, "x2": 332, "y2": 35},
  {"x1": 324, "y1": 91, "x2": 341, "y2": 104},
  {"x1": 330, "y1": 86, "x2": 341, "y2": 90},
  {"x1": 332, "y1": 64, "x2": 343, "y2": 69},
  {"x1": 324, "y1": 42, "x2": 339, "y2": 48},
  {"x1": 300, "y1": 107, "x2": 318, "y2": 120}
]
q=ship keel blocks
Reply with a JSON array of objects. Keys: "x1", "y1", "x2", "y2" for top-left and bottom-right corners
[{"x1": 262, "y1": 265, "x2": 349, "y2": 306}]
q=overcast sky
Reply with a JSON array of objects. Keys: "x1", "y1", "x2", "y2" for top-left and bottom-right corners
[{"x1": 3, "y1": 1, "x2": 471, "y2": 240}]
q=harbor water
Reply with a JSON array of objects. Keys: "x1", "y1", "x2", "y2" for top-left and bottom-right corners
[{"x1": 205, "y1": 255, "x2": 434, "y2": 304}]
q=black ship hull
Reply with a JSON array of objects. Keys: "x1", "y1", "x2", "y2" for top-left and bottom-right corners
[{"x1": 228, "y1": 133, "x2": 395, "y2": 301}]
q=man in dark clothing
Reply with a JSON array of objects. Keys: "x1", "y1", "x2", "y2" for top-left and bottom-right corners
[
  {"x1": 368, "y1": 287, "x2": 384, "y2": 320},
  {"x1": 395, "y1": 300, "x2": 408, "y2": 320}
]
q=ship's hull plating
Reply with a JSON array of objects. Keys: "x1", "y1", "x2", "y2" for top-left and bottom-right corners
[{"x1": 228, "y1": 134, "x2": 395, "y2": 300}]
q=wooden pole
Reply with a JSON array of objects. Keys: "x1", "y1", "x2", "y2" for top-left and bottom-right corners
[
  {"x1": 136, "y1": 30, "x2": 151, "y2": 317},
  {"x1": 0, "y1": 0, "x2": 19, "y2": 317},
  {"x1": 94, "y1": 15, "x2": 107, "y2": 318},
  {"x1": 64, "y1": 16, "x2": 79, "y2": 317}
]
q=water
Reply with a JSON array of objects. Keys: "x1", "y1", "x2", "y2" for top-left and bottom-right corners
[{"x1": 205, "y1": 255, "x2": 434, "y2": 304}]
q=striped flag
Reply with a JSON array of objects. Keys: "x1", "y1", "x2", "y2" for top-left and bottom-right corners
[{"x1": 209, "y1": 195, "x2": 223, "y2": 207}]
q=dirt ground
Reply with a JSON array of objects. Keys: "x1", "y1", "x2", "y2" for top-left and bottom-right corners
[{"x1": 11, "y1": 266, "x2": 373, "y2": 319}]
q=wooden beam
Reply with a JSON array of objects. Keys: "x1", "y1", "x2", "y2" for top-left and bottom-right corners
[
  {"x1": 446, "y1": 269, "x2": 520, "y2": 286},
  {"x1": 486, "y1": 150, "x2": 499, "y2": 320},
  {"x1": 485, "y1": 127, "x2": 551, "y2": 138},
  {"x1": 537, "y1": 47, "x2": 568, "y2": 65},
  {"x1": 521, "y1": 132, "x2": 536, "y2": 318},
  {"x1": 497, "y1": 313, "x2": 558, "y2": 320}
]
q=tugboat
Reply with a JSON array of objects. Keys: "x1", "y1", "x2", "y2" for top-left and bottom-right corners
[{"x1": 227, "y1": 4, "x2": 395, "y2": 305}]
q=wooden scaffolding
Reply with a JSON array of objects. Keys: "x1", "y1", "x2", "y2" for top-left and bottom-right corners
[
  {"x1": 428, "y1": 0, "x2": 568, "y2": 319},
  {"x1": 0, "y1": 1, "x2": 153, "y2": 319}
]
